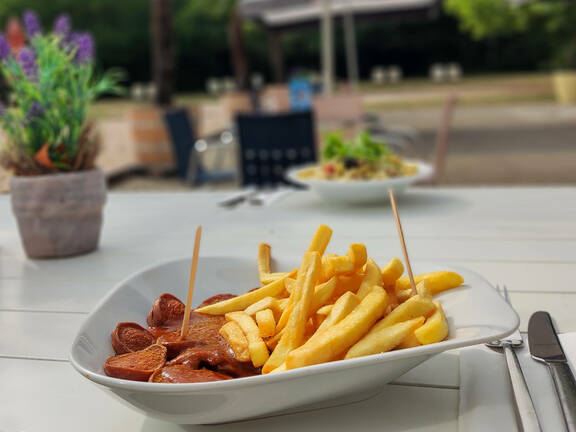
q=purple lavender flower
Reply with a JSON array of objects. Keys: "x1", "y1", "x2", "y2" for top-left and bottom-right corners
[
  {"x1": 53, "y1": 14, "x2": 71, "y2": 38},
  {"x1": 17, "y1": 48, "x2": 38, "y2": 81},
  {"x1": 0, "y1": 33, "x2": 9, "y2": 61},
  {"x1": 28, "y1": 101, "x2": 42, "y2": 119},
  {"x1": 74, "y1": 32, "x2": 94, "y2": 64},
  {"x1": 23, "y1": 10, "x2": 43, "y2": 38}
]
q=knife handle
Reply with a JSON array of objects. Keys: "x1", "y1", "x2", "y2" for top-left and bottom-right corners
[
  {"x1": 548, "y1": 362, "x2": 576, "y2": 432},
  {"x1": 503, "y1": 344, "x2": 542, "y2": 432}
]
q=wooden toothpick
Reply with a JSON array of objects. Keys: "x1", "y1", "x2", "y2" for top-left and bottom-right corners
[
  {"x1": 180, "y1": 226, "x2": 202, "y2": 340},
  {"x1": 388, "y1": 189, "x2": 417, "y2": 296}
]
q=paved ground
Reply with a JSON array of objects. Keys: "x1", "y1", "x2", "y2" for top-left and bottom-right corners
[{"x1": 381, "y1": 103, "x2": 576, "y2": 185}]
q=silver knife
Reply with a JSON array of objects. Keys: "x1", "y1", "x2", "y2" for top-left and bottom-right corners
[{"x1": 528, "y1": 311, "x2": 576, "y2": 432}]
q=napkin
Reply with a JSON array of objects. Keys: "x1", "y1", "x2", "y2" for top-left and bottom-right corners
[{"x1": 459, "y1": 333, "x2": 576, "y2": 432}]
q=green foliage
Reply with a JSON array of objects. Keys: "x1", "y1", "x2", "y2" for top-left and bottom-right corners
[
  {"x1": 445, "y1": 0, "x2": 521, "y2": 39},
  {"x1": 0, "y1": 0, "x2": 567, "y2": 92},
  {"x1": 0, "y1": 13, "x2": 123, "y2": 174},
  {"x1": 445, "y1": 0, "x2": 576, "y2": 68},
  {"x1": 322, "y1": 131, "x2": 390, "y2": 162}
]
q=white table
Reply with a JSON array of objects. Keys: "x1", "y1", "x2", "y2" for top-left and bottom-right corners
[{"x1": 1, "y1": 187, "x2": 575, "y2": 431}]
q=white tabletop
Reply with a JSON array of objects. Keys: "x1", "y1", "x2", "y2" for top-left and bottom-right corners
[{"x1": 1, "y1": 187, "x2": 575, "y2": 431}]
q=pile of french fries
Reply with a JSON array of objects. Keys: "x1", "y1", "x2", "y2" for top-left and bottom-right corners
[{"x1": 196, "y1": 225, "x2": 464, "y2": 372}]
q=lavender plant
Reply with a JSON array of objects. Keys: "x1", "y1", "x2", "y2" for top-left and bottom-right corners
[{"x1": 0, "y1": 11, "x2": 123, "y2": 175}]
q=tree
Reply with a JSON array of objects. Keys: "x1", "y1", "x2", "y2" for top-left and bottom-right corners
[{"x1": 445, "y1": 0, "x2": 576, "y2": 68}]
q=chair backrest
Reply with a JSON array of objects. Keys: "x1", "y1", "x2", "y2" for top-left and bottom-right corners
[
  {"x1": 423, "y1": 93, "x2": 458, "y2": 185},
  {"x1": 236, "y1": 110, "x2": 317, "y2": 187},
  {"x1": 432, "y1": 93, "x2": 458, "y2": 183},
  {"x1": 163, "y1": 108, "x2": 196, "y2": 180},
  {"x1": 260, "y1": 85, "x2": 291, "y2": 113},
  {"x1": 313, "y1": 92, "x2": 363, "y2": 130}
]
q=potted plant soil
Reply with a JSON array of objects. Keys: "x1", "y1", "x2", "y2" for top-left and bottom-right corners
[{"x1": 0, "y1": 11, "x2": 122, "y2": 258}]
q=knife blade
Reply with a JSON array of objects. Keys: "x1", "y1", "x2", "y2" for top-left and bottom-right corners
[{"x1": 528, "y1": 311, "x2": 576, "y2": 432}]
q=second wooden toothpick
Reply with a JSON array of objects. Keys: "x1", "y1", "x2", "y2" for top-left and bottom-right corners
[
  {"x1": 388, "y1": 189, "x2": 417, "y2": 296},
  {"x1": 180, "y1": 225, "x2": 202, "y2": 340}
]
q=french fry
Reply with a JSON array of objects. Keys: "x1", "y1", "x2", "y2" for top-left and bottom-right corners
[
  {"x1": 263, "y1": 333, "x2": 291, "y2": 373},
  {"x1": 347, "y1": 244, "x2": 367, "y2": 271},
  {"x1": 313, "y1": 313, "x2": 326, "y2": 329},
  {"x1": 277, "y1": 298, "x2": 289, "y2": 311},
  {"x1": 225, "y1": 311, "x2": 270, "y2": 367},
  {"x1": 397, "y1": 289, "x2": 412, "y2": 303},
  {"x1": 307, "y1": 224, "x2": 333, "y2": 256},
  {"x1": 314, "y1": 291, "x2": 360, "y2": 335},
  {"x1": 416, "y1": 280, "x2": 432, "y2": 298},
  {"x1": 395, "y1": 271, "x2": 464, "y2": 295},
  {"x1": 372, "y1": 295, "x2": 436, "y2": 331},
  {"x1": 275, "y1": 299, "x2": 293, "y2": 333},
  {"x1": 263, "y1": 252, "x2": 322, "y2": 373},
  {"x1": 287, "y1": 252, "x2": 322, "y2": 348},
  {"x1": 316, "y1": 304, "x2": 333, "y2": 316},
  {"x1": 414, "y1": 301, "x2": 449, "y2": 345},
  {"x1": 285, "y1": 278, "x2": 297, "y2": 294},
  {"x1": 321, "y1": 253, "x2": 338, "y2": 281},
  {"x1": 265, "y1": 329, "x2": 283, "y2": 350},
  {"x1": 323, "y1": 255, "x2": 354, "y2": 280},
  {"x1": 269, "y1": 363, "x2": 287, "y2": 374},
  {"x1": 332, "y1": 273, "x2": 364, "y2": 299},
  {"x1": 304, "y1": 318, "x2": 317, "y2": 341},
  {"x1": 356, "y1": 258, "x2": 384, "y2": 300},
  {"x1": 345, "y1": 316, "x2": 425, "y2": 359},
  {"x1": 286, "y1": 286, "x2": 388, "y2": 370},
  {"x1": 255, "y1": 309, "x2": 276, "y2": 338},
  {"x1": 396, "y1": 280, "x2": 431, "y2": 304},
  {"x1": 219, "y1": 321, "x2": 250, "y2": 362},
  {"x1": 244, "y1": 296, "x2": 278, "y2": 316},
  {"x1": 261, "y1": 271, "x2": 294, "y2": 285},
  {"x1": 397, "y1": 331, "x2": 422, "y2": 349},
  {"x1": 196, "y1": 269, "x2": 296, "y2": 315},
  {"x1": 384, "y1": 289, "x2": 399, "y2": 316},
  {"x1": 310, "y1": 277, "x2": 337, "y2": 312},
  {"x1": 381, "y1": 257, "x2": 404, "y2": 287},
  {"x1": 258, "y1": 243, "x2": 272, "y2": 283}
]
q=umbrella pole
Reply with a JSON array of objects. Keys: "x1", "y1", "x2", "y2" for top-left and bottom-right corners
[
  {"x1": 320, "y1": 0, "x2": 334, "y2": 95},
  {"x1": 343, "y1": 6, "x2": 359, "y2": 91}
]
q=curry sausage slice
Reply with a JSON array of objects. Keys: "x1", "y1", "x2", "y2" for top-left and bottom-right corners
[
  {"x1": 104, "y1": 344, "x2": 167, "y2": 381},
  {"x1": 111, "y1": 322, "x2": 155, "y2": 355},
  {"x1": 149, "y1": 365, "x2": 232, "y2": 383},
  {"x1": 147, "y1": 293, "x2": 186, "y2": 327}
]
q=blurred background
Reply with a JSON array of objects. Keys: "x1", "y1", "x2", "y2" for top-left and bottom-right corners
[{"x1": 1, "y1": 0, "x2": 575, "y2": 192}]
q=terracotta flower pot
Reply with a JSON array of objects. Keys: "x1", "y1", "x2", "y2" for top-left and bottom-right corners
[{"x1": 10, "y1": 169, "x2": 106, "y2": 259}]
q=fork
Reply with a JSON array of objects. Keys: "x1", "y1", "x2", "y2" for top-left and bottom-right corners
[{"x1": 485, "y1": 285, "x2": 542, "y2": 432}]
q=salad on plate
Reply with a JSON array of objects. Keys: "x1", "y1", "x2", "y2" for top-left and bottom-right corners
[{"x1": 298, "y1": 131, "x2": 418, "y2": 181}]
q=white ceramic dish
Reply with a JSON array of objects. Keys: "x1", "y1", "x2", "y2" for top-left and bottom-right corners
[
  {"x1": 286, "y1": 161, "x2": 434, "y2": 204},
  {"x1": 70, "y1": 256, "x2": 518, "y2": 425}
]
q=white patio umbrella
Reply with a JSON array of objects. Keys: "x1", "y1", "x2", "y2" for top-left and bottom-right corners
[{"x1": 240, "y1": 0, "x2": 439, "y2": 94}]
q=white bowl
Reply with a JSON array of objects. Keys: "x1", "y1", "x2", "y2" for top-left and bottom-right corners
[
  {"x1": 70, "y1": 256, "x2": 518, "y2": 425},
  {"x1": 286, "y1": 161, "x2": 434, "y2": 204}
]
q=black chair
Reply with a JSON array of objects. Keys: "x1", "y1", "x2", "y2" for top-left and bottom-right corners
[
  {"x1": 235, "y1": 110, "x2": 317, "y2": 187},
  {"x1": 163, "y1": 108, "x2": 235, "y2": 185}
]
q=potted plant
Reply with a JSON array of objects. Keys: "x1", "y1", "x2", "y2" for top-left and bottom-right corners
[{"x1": 0, "y1": 11, "x2": 122, "y2": 258}]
